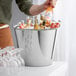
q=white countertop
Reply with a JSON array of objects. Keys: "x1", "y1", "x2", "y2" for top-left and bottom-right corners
[{"x1": 0, "y1": 61, "x2": 68, "y2": 76}]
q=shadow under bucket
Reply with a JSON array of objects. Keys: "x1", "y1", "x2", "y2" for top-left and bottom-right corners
[{"x1": 14, "y1": 29, "x2": 57, "y2": 67}]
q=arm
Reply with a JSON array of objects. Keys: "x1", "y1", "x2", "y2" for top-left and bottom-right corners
[
  {"x1": 15, "y1": 0, "x2": 45, "y2": 16},
  {"x1": 29, "y1": 0, "x2": 55, "y2": 16},
  {"x1": 29, "y1": 5, "x2": 45, "y2": 16},
  {"x1": 16, "y1": 0, "x2": 56, "y2": 16}
]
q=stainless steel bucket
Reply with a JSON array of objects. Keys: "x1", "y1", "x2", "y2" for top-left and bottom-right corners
[{"x1": 14, "y1": 28, "x2": 57, "y2": 67}]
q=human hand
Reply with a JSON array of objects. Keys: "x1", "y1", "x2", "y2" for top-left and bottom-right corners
[
  {"x1": 29, "y1": 0, "x2": 57, "y2": 15},
  {"x1": 42, "y1": 0, "x2": 57, "y2": 10}
]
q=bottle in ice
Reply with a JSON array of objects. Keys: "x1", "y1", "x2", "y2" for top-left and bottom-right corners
[{"x1": 34, "y1": 16, "x2": 40, "y2": 30}]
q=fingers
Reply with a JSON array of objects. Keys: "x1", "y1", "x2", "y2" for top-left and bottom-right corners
[
  {"x1": 49, "y1": 0, "x2": 57, "y2": 8},
  {"x1": 43, "y1": 0, "x2": 57, "y2": 9}
]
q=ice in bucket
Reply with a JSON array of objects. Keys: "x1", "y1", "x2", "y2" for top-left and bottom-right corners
[{"x1": 14, "y1": 15, "x2": 61, "y2": 30}]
